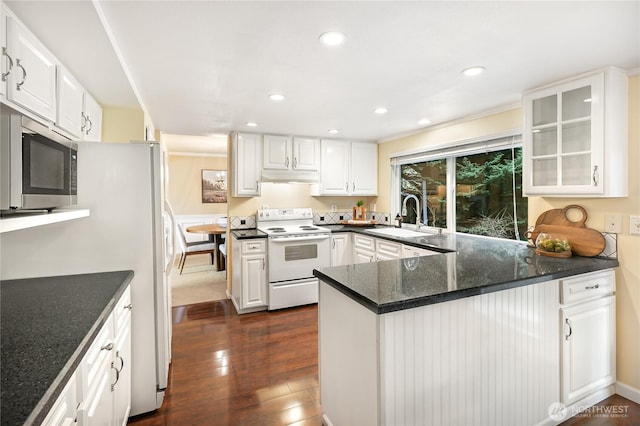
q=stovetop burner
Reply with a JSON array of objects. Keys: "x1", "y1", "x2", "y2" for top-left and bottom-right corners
[{"x1": 257, "y1": 208, "x2": 329, "y2": 236}]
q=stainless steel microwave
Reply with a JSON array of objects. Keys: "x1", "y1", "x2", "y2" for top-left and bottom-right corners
[{"x1": 1, "y1": 109, "x2": 78, "y2": 212}]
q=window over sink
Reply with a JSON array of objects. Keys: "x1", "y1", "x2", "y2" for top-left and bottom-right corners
[{"x1": 392, "y1": 134, "x2": 528, "y2": 241}]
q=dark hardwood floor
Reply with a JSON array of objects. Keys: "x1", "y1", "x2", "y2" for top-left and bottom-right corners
[
  {"x1": 128, "y1": 300, "x2": 322, "y2": 425},
  {"x1": 128, "y1": 299, "x2": 640, "y2": 426}
]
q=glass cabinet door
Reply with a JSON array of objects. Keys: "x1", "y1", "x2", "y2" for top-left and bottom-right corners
[{"x1": 524, "y1": 73, "x2": 604, "y2": 195}]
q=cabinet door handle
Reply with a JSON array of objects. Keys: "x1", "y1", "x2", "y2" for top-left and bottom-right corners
[
  {"x1": 293, "y1": 157, "x2": 297, "y2": 168},
  {"x1": 81, "y1": 113, "x2": 87, "y2": 131},
  {"x1": 1, "y1": 47, "x2": 13, "y2": 82},
  {"x1": 85, "y1": 116, "x2": 93, "y2": 135},
  {"x1": 285, "y1": 157, "x2": 289, "y2": 168},
  {"x1": 592, "y1": 165, "x2": 599, "y2": 186},
  {"x1": 124, "y1": 303, "x2": 133, "y2": 310},
  {"x1": 256, "y1": 180, "x2": 259, "y2": 191},
  {"x1": 110, "y1": 361, "x2": 120, "y2": 392},
  {"x1": 15, "y1": 59, "x2": 26, "y2": 91},
  {"x1": 345, "y1": 182, "x2": 348, "y2": 192},
  {"x1": 101, "y1": 342, "x2": 114, "y2": 351},
  {"x1": 585, "y1": 284, "x2": 600, "y2": 290},
  {"x1": 353, "y1": 182, "x2": 356, "y2": 192},
  {"x1": 565, "y1": 318, "x2": 573, "y2": 341},
  {"x1": 115, "y1": 350, "x2": 125, "y2": 373},
  {"x1": 333, "y1": 239, "x2": 336, "y2": 249}
]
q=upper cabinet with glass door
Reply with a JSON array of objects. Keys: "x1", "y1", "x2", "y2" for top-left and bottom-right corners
[{"x1": 522, "y1": 67, "x2": 628, "y2": 197}]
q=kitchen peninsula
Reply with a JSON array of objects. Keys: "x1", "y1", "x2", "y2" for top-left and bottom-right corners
[{"x1": 314, "y1": 231, "x2": 619, "y2": 425}]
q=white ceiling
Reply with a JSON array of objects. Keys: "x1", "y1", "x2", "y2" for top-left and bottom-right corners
[{"x1": 6, "y1": 1, "x2": 640, "y2": 151}]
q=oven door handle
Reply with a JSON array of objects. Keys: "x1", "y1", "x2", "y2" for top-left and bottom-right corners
[{"x1": 269, "y1": 234, "x2": 331, "y2": 243}]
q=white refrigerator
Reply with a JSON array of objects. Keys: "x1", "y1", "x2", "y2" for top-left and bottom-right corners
[{"x1": 0, "y1": 141, "x2": 173, "y2": 416}]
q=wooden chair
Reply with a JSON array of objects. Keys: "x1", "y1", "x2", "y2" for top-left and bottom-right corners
[{"x1": 176, "y1": 224, "x2": 215, "y2": 274}]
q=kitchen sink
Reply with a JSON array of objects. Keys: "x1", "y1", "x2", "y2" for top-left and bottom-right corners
[{"x1": 367, "y1": 228, "x2": 427, "y2": 238}]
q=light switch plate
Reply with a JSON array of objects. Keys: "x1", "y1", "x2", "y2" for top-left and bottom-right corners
[
  {"x1": 630, "y1": 216, "x2": 640, "y2": 235},
  {"x1": 605, "y1": 215, "x2": 623, "y2": 233}
]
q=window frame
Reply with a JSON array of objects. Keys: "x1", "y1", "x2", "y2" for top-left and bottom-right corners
[{"x1": 390, "y1": 131, "x2": 523, "y2": 237}]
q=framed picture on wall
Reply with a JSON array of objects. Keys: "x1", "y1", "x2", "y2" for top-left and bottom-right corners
[{"x1": 202, "y1": 169, "x2": 227, "y2": 203}]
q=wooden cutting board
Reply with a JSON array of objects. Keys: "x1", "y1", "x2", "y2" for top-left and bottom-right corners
[
  {"x1": 529, "y1": 224, "x2": 605, "y2": 257},
  {"x1": 528, "y1": 205, "x2": 605, "y2": 257},
  {"x1": 534, "y1": 204, "x2": 589, "y2": 228}
]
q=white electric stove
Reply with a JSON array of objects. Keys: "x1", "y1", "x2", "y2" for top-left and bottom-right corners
[{"x1": 257, "y1": 208, "x2": 331, "y2": 310}]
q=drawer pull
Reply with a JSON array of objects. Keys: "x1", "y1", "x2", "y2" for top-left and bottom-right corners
[
  {"x1": 585, "y1": 284, "x2": 600, "y2": 290},
  {"x1": 565, "y1": 318, "x2": 572, "y2": 341}
]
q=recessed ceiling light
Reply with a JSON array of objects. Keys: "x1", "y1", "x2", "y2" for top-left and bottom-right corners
[
  {"x1": 418, "y1": 118, "x2": 431, "y2": 126},
  {"x1": 245, "y1": 122, "x2": 258, "y2": 127},
  {"x1": 269, "y1": 93, "x2": 285, "y2": 101},
  {"x1": 319, "y1": 31, "x2": 345, "y2": 46},
  {"x1": 461, "y1": 66, "x2": 486, "y2": 77},
  {"x1": 374, "y1": 107, "x2": 388, "y2": 115},
  {"x1": 328, "y1": 129, "x2": 339, "y2": 134}
]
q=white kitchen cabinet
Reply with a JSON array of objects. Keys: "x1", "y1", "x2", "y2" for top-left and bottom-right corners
[
  {"x1": 330, "y1": 233, "x2": 351, "y2": 266},
  {"x1": 5, "y1": 15, "x2": 57, "y2": 122},
  {"x1": 42, "y1": 371, "x2": 79, "y2": 426},
  {"x1": 318, "y1": 139, "x2": 350, "y2": 195},
  {"x1": 0, "y1": 3, "x2": 9, "y2": 97},
  {"x1": 560, "y1": 270, "x2": 616, "y2": 406},
  {"x1": 263, "y1": 135, "x2": 319, "y2": 171},
  {"x1": 113, "y1": 287, "x2": 132, "y2": 426},
  {"x1": 523, "y1": 67, "x2": 628, "y2": 197},
  {"x1": 232, "y1": 133, "x2": 262, "y2": 197},
  {"x1": 375, "y1": 238, "x2": 402, "y2": 261},
  {"x1": 231, "y1": 237, "x2": 268, "y2": 313},
  {"x1": 316, "y1": 140, "x2": 377, "y2": 196},
  {"x1": 261, "y1": 134, "x2": 320, "y2": 182},
  {"x1": 82, "y1": 91, "x2": 102, "y2": 141},
  {"x1": 263, "y1": 134, "x2": 291, "y2": 170},
  {"x1": 292, "y1": 137, "x2": 320, "y2": 171},
  {"x1": 77, "y1": 286, "x2": 132, "y2": 426},
  {"x1": 57, "y1": 65, "x2": 84, "y2": 138},
  {"x1": 401, "y1": 244, "x2": 439, "y2": 258},
  {"x1": 350, "y1": 142, "x2": 377, "y2": 195},
  {"x1": 352, "y1": 234, "x2": 375, "y2": 263}
]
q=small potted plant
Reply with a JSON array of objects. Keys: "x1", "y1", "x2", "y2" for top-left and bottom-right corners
[{"x1": 353, "y1": 200, "x2": 366, "y2": 221}]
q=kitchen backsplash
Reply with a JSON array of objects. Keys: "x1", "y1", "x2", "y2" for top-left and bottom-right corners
[
  {"x1": 227, "y1": 213, "x2": 617, "y2": 259},
  {"x1": 313, "y1": 211, "x2": 391, "y2": 225}
]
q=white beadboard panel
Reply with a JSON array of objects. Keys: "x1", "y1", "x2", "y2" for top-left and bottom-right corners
[
  {"x1": 379, "y1": 280, "x2": 561, "y2": 426},
  {"x1": 319, "y1": 283, "x2": 379, "y2": 426}
]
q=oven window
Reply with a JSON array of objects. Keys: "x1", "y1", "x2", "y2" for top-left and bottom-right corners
[{"x1": 284, "y1": 244, "x2": 318, "y2": 261}]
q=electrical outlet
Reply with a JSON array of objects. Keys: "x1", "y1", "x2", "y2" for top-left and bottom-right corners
[
  {"x1": 604, "y1": 214, "x2": 623, "y2": 233},
  {"x1": 630, "y1": 216, "x2": 640, "y2": 235}
]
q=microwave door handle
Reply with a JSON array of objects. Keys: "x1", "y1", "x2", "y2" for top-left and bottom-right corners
[{"x1": 270, "y1": 235, "x2": 331, "y2": 243}]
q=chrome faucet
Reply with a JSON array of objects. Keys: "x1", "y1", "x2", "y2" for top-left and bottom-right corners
[{"x1": 401, "y1": 193, "x2": 421, "y2": 230}]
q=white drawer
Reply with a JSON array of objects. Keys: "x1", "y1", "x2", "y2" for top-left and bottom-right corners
[
  {"x1": 82, "y1": 314, "x2": 114, "y2": 390},
  {"x1": 242, "y1": 239, "x2": 266, "y2": 254},
  {"x1": 561, "y1": 270, "x2": 615, "y2": 305},
  {"x1": 114, "y1": 286, "x2": 132, "y2": 335},
  {"x1": 376, "y1": 239, "x2": 402, "y2": 258},
  {"x1": 353, "y1": 235, "x2": 375, "y2": 251}
]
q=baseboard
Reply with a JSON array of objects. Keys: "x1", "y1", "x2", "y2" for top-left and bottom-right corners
[{"x1": 616, "y1": 381, "x2": 640, "y2": 404}]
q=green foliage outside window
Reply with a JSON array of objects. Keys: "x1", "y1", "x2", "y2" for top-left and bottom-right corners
[{"x1": 400, "y1": 147, "x2": 528, "y2": 241}]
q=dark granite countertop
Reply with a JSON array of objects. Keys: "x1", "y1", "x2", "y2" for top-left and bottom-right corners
[
  {"x1": 314, "y1": 231, "x2": 618, "y2": 314},
  {"x1": 231, "y1": 228, "x2": 267, "y2": 239},
  {"x1": 0, "y1": 270, "x2": 134, "y2": 426}
]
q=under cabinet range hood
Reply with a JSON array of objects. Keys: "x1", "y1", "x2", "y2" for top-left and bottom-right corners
[{"x1": 260, "y1": 169, "x2": 319, "y2": 183}]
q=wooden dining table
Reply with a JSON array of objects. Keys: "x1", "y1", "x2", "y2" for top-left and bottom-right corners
[{"x1": 185, "y1": 224, "x2": 227, "y2": 271}]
